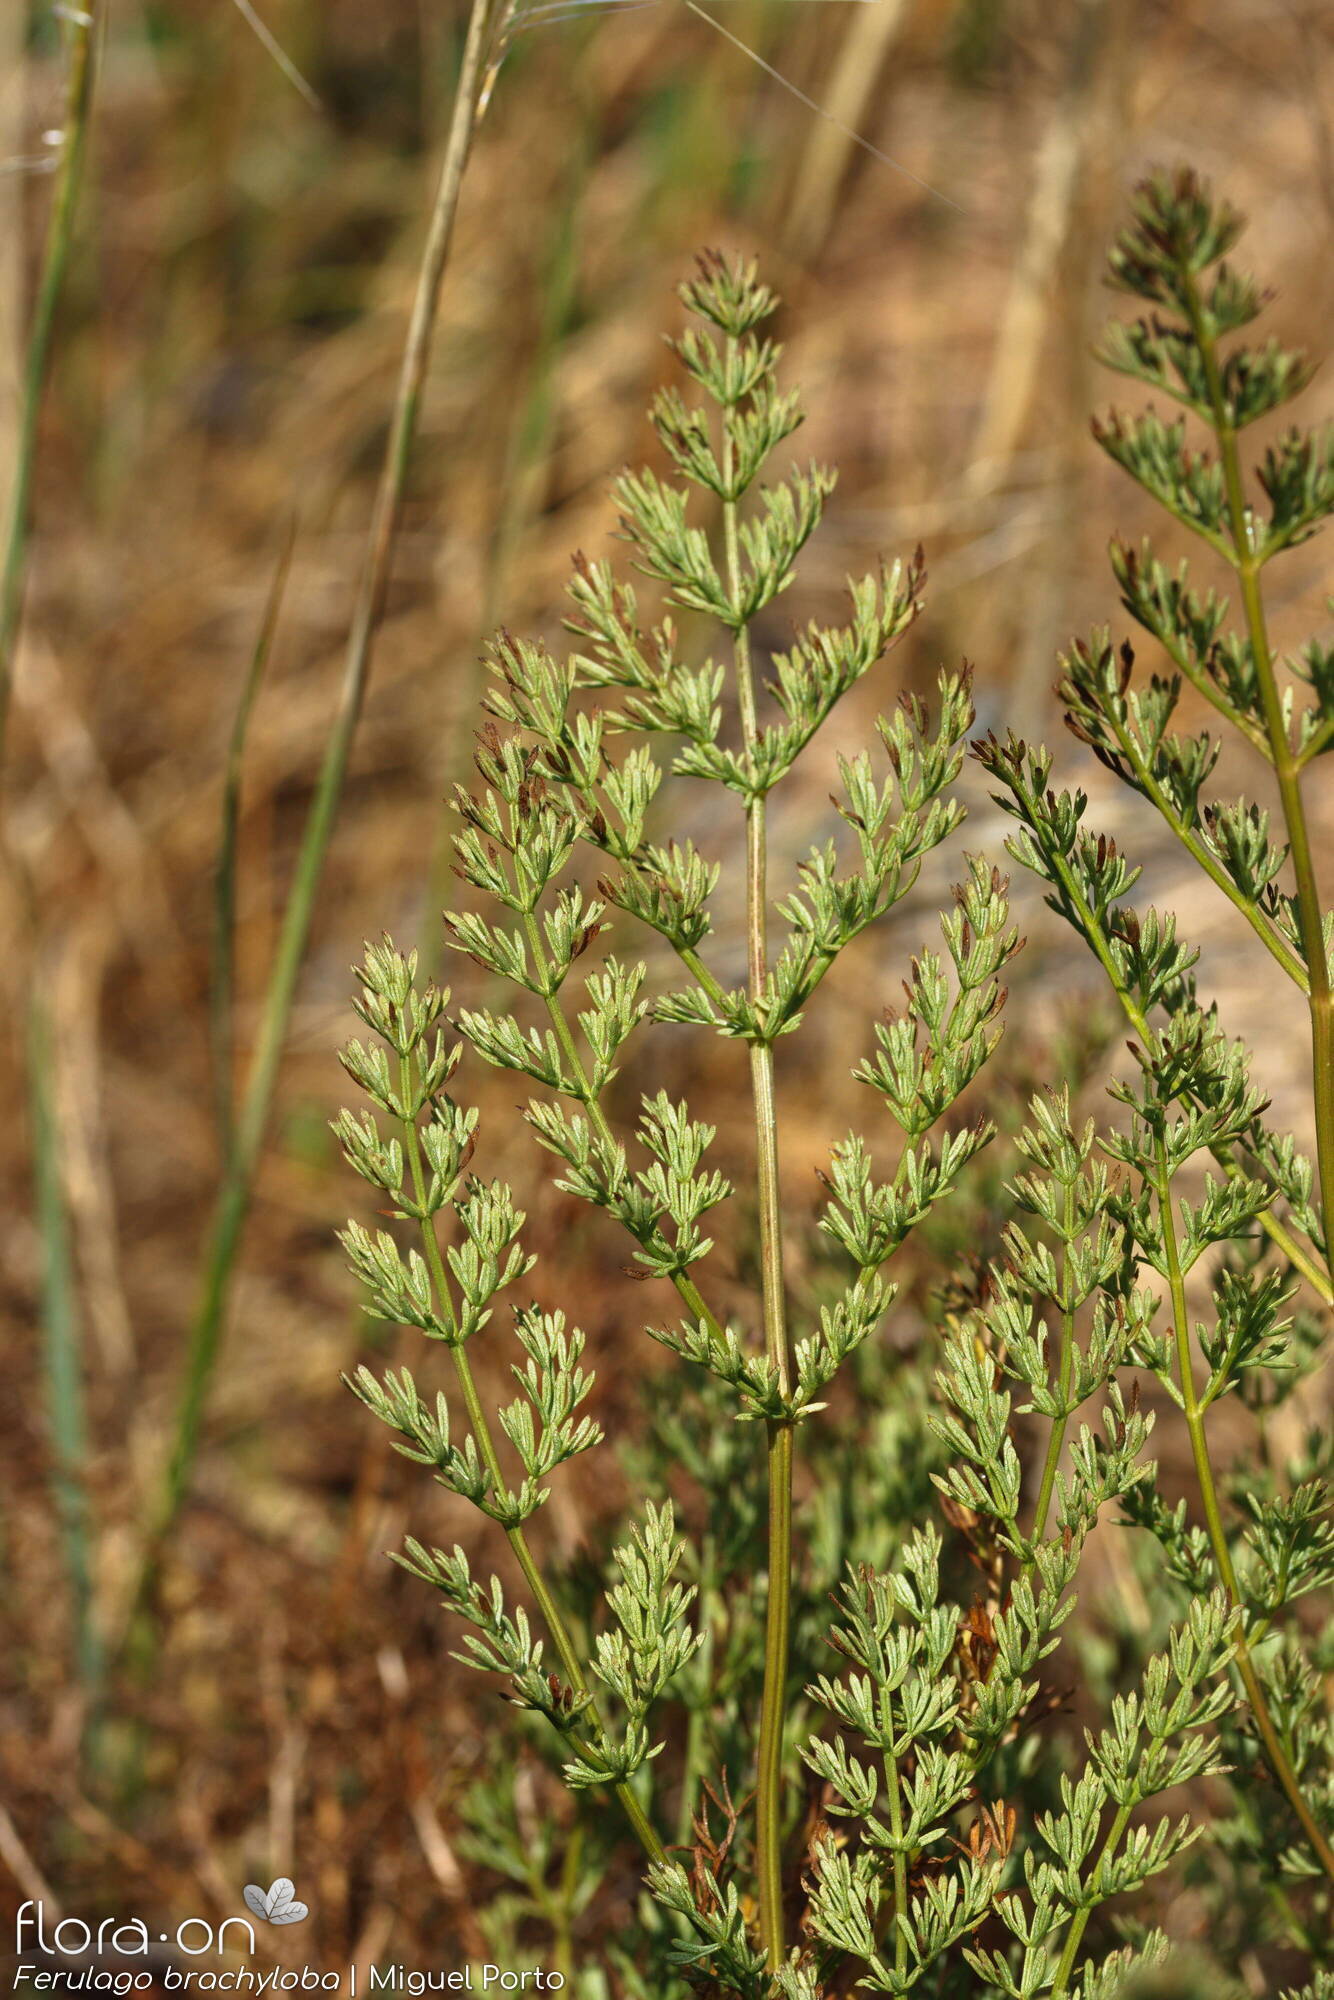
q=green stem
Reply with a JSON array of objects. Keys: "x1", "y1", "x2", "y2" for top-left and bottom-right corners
[
  {"x1": 675, "y1": 1531, "x2": 717, "y2": 1851},
  {"x1": 1298, "y1": 713, "x2": 1334, "y2": 767},
  {"x1": 29, "y1": 983, "x2": 102, "y2": 1701},
  {"x1": 756, "y1": 1416, "x2": 792, "y2": 1967},
  {"x1": 506, "y1": 914, "x2": 751, "y2": 1881},
  {"x1": 1139, "y1": 591, "x2": 1270, "y2": 759},
  {"x1": 1019, "y1": 797, "x2": 1332, "y2": 1306},
  {"x1": 1101, "y1": 708, "x2": 1307, "y2": 991},
  {"x1": 398, "y1": 1057, "x2": 664, "y2": 1869},
  {"x1": 1029, "y1": 1178, "x2": 1078, "y2": 1552},
  {"x1": 560, "y1": 764, "x2": 736, "y2": 1016},
  {"x1": 1182, "y1": 270, "x2": 1334, "y2": 1283},
  {"x1": 128, "y1": 0, "x2": 505, "y2": 1630},
  {"x1": 0, "y1": 0, "x2": 101, "y2": 771},
  {"x1": 1153, "y1": 1132, "x2": 1334, "y2": 1883},
  {"x1": 879, "y1": 1693, "x2": 909, "y2": 1982},
  {"x1": 1048, "y1": 1801, "x2": 1134, "y2": 1997},
  {"x1": 212, "y1": 525, "x2": 295, "y2": 1158},
  {"x1": 720, "y1": 375, "x2": 793, "y2": 1976},
  {"x1": 518, "y1": 911, "x2": 732, "y2": 1355}
]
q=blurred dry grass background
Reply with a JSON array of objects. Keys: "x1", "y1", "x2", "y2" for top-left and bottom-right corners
[{"x1": 3, "y1": 0, "x2": 1334, "y2": 1976}]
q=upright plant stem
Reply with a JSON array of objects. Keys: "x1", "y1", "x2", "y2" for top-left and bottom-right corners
[
  {"x1": 1048, "y1": 1802, "x2": 1134, "y2": 1997},
  {"x1": 0, "y1": 0, "x2": 101, "y2": 771},
  {"x1": 5, "y1": 0, "x2": 105, "y2": 1723},
  {"x1": 212, "y1": 525, "x2": 295, "y2": 1157},
  {"x1": 720, "y1": 358, "x2": 794, "y2": 1973},
  {"x1": 132, "y1": 0, "x2": 506, "y2": 1619},
  {"x1": 1153, "y1": 1134, "x2": 1334, "y2": 1883},
  {"x1": 880, "y1": 1693, "x2": 909, "y2": 1983},
  {"x1": 1029, "y1": 1178, "x2": 1078, "y2": 1551},
  {"x1": 1096, "y1": 701, "x2": 1308, "y2": 991},
  {"x1": 674, "y1": 1530, "x2": 717, "y2": 1850},
  {"x1": 1183, "y1": 272, "x2": 1334, "y2": 1280},
  {"x1": 29, "y1": 981, "x2": 102, "y2": 1699},
  {"x1": 1020, "y1": 803, "x2": 1332, "y2": 1306}
]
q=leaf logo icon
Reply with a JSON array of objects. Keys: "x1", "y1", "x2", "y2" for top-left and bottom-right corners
[{"x1": 243, "y1": 1879, "x2": 310, "y2": 1926}]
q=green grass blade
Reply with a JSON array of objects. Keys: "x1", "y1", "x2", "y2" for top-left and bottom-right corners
[
  {"x1": 28, "y1": 980, "x2": 102, "y2": 1699},
  {"x1": 211, "y1": 521, "x2": 296, "y2": 1158},
  {"x1": 124, "y1": 0, "x2": 511, "y2": 1643}
]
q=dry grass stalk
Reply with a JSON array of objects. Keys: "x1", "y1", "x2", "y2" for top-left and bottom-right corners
[
  {"x1": 783, "y1": 0, "x2": 910, "y2": 259},
  {"x1": 132, "y1": 0, "x2": 517, "y2": 1632},
  {"x1": 0, "y1": 0, "x2": 102, "y2": 771}
]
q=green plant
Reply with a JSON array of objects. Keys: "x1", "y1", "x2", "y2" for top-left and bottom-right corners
[
  {"x1": 340, "y1": 205, "x2": 1334, "y2": 1996},
  {"x1": 974, "y1": 168, "x2": 1334, "y2": 1964},
  {"x1": 28, "y1": 965, "x2": 100, "y2": 1701},
  {"x1": 976, "y1": 156, "x2": 1334, "y2": 1856}
]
